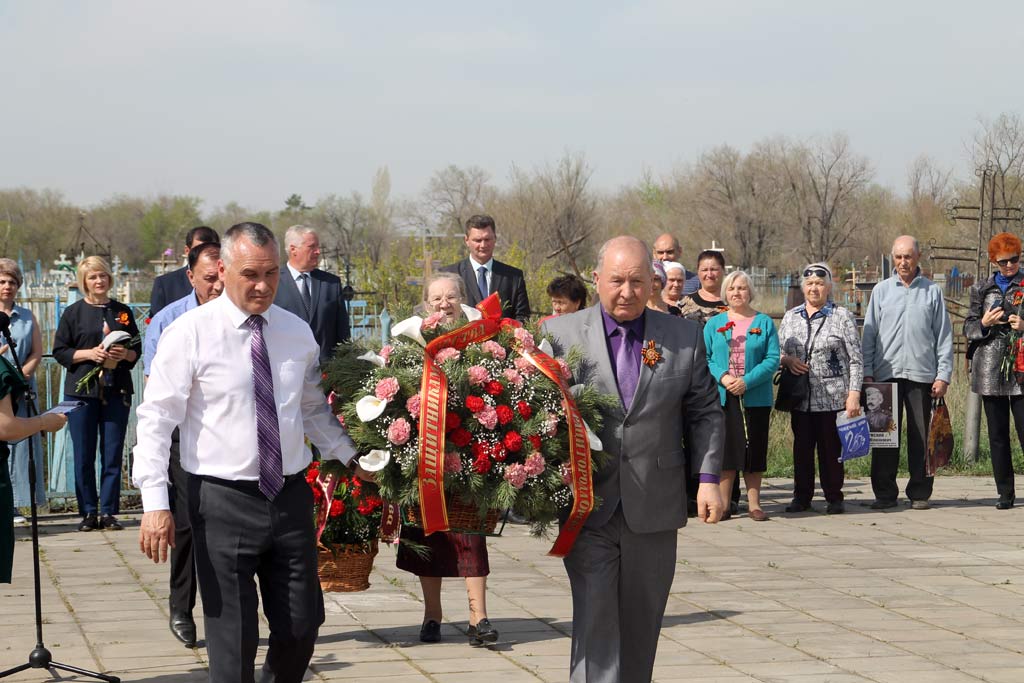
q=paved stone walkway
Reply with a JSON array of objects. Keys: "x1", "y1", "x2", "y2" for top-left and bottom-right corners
[{"x1": 3, "y1": 476, "x2": 1024, "y2": 682}]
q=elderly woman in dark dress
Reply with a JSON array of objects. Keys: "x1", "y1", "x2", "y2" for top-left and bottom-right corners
[
  {"x1": 398, "y1": 272, "x2": 498, "y2": 647},
  {"x1": 964, "y1": 232, "x2": 1024, "y2": 509}
]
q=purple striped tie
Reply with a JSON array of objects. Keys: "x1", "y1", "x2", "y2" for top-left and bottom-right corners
[{"x1": 245, "y1": 315, "x2": 284, "y2": 500}]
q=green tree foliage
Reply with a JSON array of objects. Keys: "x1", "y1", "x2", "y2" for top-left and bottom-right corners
[{"x1": 137, "y1": 196, "x2": 203, "y2": 262}]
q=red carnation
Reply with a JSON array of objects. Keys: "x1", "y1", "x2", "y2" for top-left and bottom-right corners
[
  {"x1": 503, "y1": 431, "x2": 523, "y2": 453},
  {"x1": 491, "y1": 442, "x2": 507, "y2": 462},
  {"x1": 445, "y1": 412, "x2": 462, "y2": 432},
  {"x1": 473, "y1": 453, "x2": 492, "y2": 474},
  {"x1": 312, "y1": 486, "x2": 323, "y2": 503},
  {"x1": 496, "y1": 405, "x2": 515, "y2": 426},
  {"x1": 449, "y1": 427, "x2": 472, "y2": 448},
  {"x1": 516, "y1": 401, "x2": 532, "y2": 419},
  {"x1": 329, "y1": 499, "x2": 345, "y2": 517},
  {"x1": 716, "y1": 321, "x2": 736, "y2": 334},
  {"x1": 465, "y1": 395, "x2": 486, "y2": 413},
  {"x1": 471, "y1": 440, "x2": 488, "y2": 458},
  {"x1": 484, "y1": 380, "x2": 504, "y2": 396},
  {"x1": 528, "y1": 434, "x2": 542, "y2": 451}
]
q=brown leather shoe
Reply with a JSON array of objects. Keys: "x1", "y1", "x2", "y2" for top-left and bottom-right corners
[{"x1": 747, "y1": 509, "x2": 769, "y2": 522}]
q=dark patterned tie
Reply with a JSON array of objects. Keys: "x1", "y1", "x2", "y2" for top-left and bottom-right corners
[
  {"x1": 477, "y1": 266, "x2": 488, "y2": 300},
  {"x1": 299, "y1": 273, "x2": 312, "y2": 318},
  {"x1": 615, "y1": 325, "x2": 639, "y2": 411},
  {"x1": 245, "y1": 315, "x2": 284, "y2": 499}
]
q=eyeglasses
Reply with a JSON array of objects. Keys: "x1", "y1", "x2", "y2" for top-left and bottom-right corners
[
  {"x1": 803, "y1": 268, "x2": 830, "y2": 279},
  {"x1": 428, "y1": 295, "x2": 460, "y2": 305},
  {"x1": 996, "y1": 255, "x2": 1021, "y2": 266}
]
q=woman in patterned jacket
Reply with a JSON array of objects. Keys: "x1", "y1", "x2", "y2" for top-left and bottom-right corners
[{"x1": 778, "y1": 263, "x2": 863, "y2": 515}]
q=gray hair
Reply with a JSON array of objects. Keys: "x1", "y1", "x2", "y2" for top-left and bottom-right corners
[
  {"x1": 424, "y1": 271, "x2": 466, "y2": 304},
  {"x1": 0, "y1": 258, "x2": 23, "y2": 288},
  {"x1": 221, "y1": 222, "x2": 279, "y2": 267},
  {"x1": 595, "y1": 236, "x2": 654, "y2": 275},
  {"x1": 892, "y1": 235, "x2": 921, "y2": 257},
  {"x1": 284, "y1": 224, "x2": 318, "y2": 248},
  {"x1": 721, "y1": 269, "x2": 757, "y2": 304}
]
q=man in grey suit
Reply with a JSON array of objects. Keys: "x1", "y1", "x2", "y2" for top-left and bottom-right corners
[
  {"x1": 441, "y1": 214, "x2": 531, "y2": 323},
  {"x1": 273, "y1": 225, "x2": 351, "y2": 365},
  {"x1": 542, "y1": 236, "x2": 724, "y2": 683}
]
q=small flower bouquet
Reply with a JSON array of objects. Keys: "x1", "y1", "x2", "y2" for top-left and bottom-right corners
[
  {"x1": 322, "y1": 295, "x2": 613, "y2": 557},
  {"x1": 308, "y1": 459, "x2": 384, "y2": 592},
  {"x1": 1000, "y1": 289, "x2": 1024, "y2": 384}
]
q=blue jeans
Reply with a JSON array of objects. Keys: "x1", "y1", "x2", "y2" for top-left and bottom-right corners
[{"x1": 68, "y1": 395, "x2": 131, "y2": 516}]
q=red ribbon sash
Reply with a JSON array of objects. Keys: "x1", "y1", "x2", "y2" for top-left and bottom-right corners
[{"x1": 314, "y1": 472, "x2": 340, "y2": 545}]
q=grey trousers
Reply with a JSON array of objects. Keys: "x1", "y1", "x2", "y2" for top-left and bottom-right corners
[
  {"x1": 563, "y1": 506, "x2": 678, "y2": 683},
  {"x1": 189, "y1": 474, "x2": 324, "y2": 683},
  {"x1": 870, "y1": 378, "x2": 935, "y2": 503}
]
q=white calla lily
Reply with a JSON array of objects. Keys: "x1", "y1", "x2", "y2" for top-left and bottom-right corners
[
  {"x1": 357, "y1": 350, "x2": 386, "y2": 368},
  {"x1": 538, "y1": 338, "x2": 554, "y2": 357},
  {"x1": 355, "y1": 395, "x2": 388, "y2": 422},
  {"x1": 358, "y1": 449, "x2": 391, "y2": 472},
  {"x1": 391, "y1": 316, "x2": 426, "y2": 346},
  {"x1": 461, "y1": 304, "x2": 483, "y2": 321}
]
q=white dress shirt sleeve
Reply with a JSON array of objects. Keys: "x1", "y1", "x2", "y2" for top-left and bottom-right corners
[
  {"x1": 132, "y1": 320, "x2": 196, "y2": 511},
  {"x1": 299, "y1": 358, "x2": 358, "y2": 465}
]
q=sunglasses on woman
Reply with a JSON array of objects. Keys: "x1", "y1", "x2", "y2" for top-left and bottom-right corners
[
  {"x1": 803, "y1": 268, "x2": 830, "y2": 279},
  {"x1": 996, "y1": 255, "x2": 1021, "y2": 266}
]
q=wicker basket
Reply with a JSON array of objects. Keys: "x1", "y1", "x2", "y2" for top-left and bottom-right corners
[
  {"x1": 404, "y1": 499, "x2": 504, "y2": 536},
  {"x1": 317, "y1": 540, "x2": 378, "y2": 592}
]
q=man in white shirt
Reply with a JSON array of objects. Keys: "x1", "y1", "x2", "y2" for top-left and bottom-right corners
[{"x1": 135, "y1": 222, "x2": 366, "y2": 682}]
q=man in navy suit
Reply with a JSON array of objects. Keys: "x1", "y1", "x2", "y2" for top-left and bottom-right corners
[
  {"x1": 441, "y1": 214, "x2": 530, "y2": 323},
  {"x1": 273, "y1": 225, "x2": 350, "y2": 364},
  {"x1": 150, "y1": 226, "x2": 220, "y2": 316}
]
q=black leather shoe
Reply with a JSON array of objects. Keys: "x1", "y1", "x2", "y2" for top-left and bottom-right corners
[
  {"x1": 169, "y1": 613, "x2": 197, "y2": 648},
  {"x1": 467, "y1": 618, "x2": 498, "y2": 646},
  {"x1": 100, "y1": 515, "x2": 123, "y2": 531},
  {"x1": 997, "y1": 499, "x2": 1015, "y2": 510},
  {"x1": 784, "y1": 502, "x2": 809, "y2": 513},
  {"x1": 77, "y1": 514, "x2": 98, "y2": 532},
  {"x1": 419, "y1": 619, "x2": 441, "y2": 643},
  {"x1": 870, "y1": 500, "x2": 898, "y2": 510},
  {"x1": 826, "y1": 502, "x2": 845, "y2": 515}
]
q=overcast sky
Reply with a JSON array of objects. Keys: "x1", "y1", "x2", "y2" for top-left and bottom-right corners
[{"x1": 2, "y1": 1, "x2": 1023, "y2": 212}]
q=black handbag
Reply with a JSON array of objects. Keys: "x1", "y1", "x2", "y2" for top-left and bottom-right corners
[{"x1": 774, "y1": 316, "x2": 826, "y2": 412}]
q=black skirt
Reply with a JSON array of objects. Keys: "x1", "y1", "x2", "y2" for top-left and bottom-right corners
[
  {"x1": 396, "y1": 525, "x2": 489, "y2": 578},
  {"x1": 722, "y1": 394, "x2": 771, "y2": 473}
]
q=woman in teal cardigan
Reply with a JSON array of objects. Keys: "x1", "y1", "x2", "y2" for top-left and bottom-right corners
[{"x1": 704, "y1": 270, "x2": 780, "y2": 521}]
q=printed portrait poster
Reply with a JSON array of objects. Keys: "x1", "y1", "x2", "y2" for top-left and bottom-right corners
[{"x1": 861, "y1": 382, "x2": 899, "y2": 448}]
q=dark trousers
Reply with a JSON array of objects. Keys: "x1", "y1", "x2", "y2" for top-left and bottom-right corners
[
  {"x1": 167, "y1": 429, "x2": 196, "y2": 615},
  {"x1": 189, "y1": 475, "x2": 324, "y2": 683},
  {"x1": 791, "y1": 410, "x2": 845, "y2": 505},
  {"x1": 982, "y1": 396, "x2": 1023, "y2": 502},
  {"x1": 870, "y1": 379, "x2": 934, "y2": 503},
  {"x1": 67, "y1": 395, "x2": 131, "y2": 516},
  {"x1": 564, "y1": 506, "x2": 677, "y2": 683}
]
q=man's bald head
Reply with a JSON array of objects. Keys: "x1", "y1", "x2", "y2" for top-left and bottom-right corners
[
  {"x1": 652, "y1": 233, "x2": 681, "y2": 262},
  {"x1": 594, "y1": 236, "x2": 653, "y2": 322}
]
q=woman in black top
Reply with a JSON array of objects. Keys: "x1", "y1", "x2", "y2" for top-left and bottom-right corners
[
  {"x1": 53, "y1": 256, "x2": 141, "y2": 532},
  {"x1": 0, "y1": 356, "x2": 67, "y2": 582}
]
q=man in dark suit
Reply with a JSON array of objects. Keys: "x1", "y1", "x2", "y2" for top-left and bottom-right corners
[
  {"x1": 273, "y1": 225, "x2": 351, "y2": 365},
  {"x1": 150, "y1": 226, "x2": 220, "y2": 316},
  {"x1": 441, "y1": 214, "x2": 530, "y2": 322},
  {"x1": 542, "y1": 236, "x2": 724, "y2": 683}
]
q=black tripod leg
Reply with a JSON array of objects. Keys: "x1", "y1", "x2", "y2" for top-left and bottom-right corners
[
  {"x1": 0, "y1": 664, "x2": 30, "y2": 677},
  {"x1": 50, "y1": 661, "x2": 121, "y2": 682}
]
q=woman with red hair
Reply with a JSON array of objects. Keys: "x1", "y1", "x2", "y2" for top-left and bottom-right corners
[{"x1": 965, "y1": 231, "x2": 1024, "y2": 509}]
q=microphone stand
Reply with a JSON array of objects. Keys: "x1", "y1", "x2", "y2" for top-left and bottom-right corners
[{"x1": 0, "y1": 329, "x2": 119, "y2": 681}]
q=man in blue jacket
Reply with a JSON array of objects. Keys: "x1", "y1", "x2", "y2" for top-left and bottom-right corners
[{"x1": 862, "y1": 235, "x2": 954, "y2": 510}]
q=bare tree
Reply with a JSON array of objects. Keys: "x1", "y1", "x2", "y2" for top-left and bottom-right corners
[
  {"x1": 422, "y1": 165, "x2": 494, "y2": 235},
  {"x1": 971, "y1": 112, "x2": 1024, "y2": 208}
]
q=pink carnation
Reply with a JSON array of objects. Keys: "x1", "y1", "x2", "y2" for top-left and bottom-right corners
[
  {"x1": 560, "y1": 463, "x2": 573, "y2": 486},
  {"x1": 524, "y1": 452, "x2": 546, "y2": 477},
  {"x1": 434, "y1": 347, "x2": 461, "y2": 364},
  {"x1": 480, "y1": 340, "x2": 507, "y2": 360},
  {"x1": 379, "y1": 345, "x2": 393, "y2": 362},
  {"x1": 468, "y1": 365, "x2": 491, "y2": 386},
  {"x1": 444, "y1": 451, "x2": 463, "y2": 473},
  {"x1": 514, "y1": 327, "x2": 536, "y2": 352},
  {"x1": 556, "y1": 358, "x2": 572, "y2": 380},
  {"x1": 513, "y1": 357, "x2": 537, "y2": 376},
  {"x1": 476, "y1": 405, "x2": 498, "y2": 430},
  {"x1": 502, "y1": 368, "x2": 524, "y2": 386},
  {"x1": 504, "y1": 463, "x2": 528, "y2": 489},
  {"x1": 375, "y1": 377, "x2": 400, "y2": 401},
  {"x1": 406, "y1": 393, "x2": 421, "y2": 416},
  {"x1": 387, "y1": 418, "x2": 412, "y2": 445},
  {"x1": 422, "y1": 312, "x2": 444, "y2": 330}
]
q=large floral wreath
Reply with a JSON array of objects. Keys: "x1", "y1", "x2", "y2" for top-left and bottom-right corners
[{"x1": 322, "y1": 295, "x2": 613, "y2": 556}]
